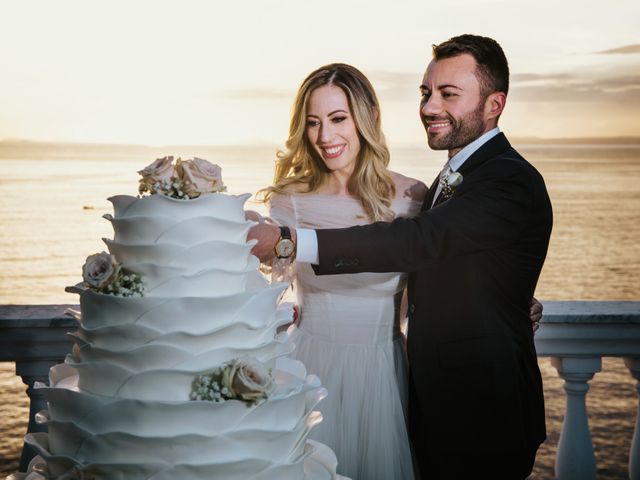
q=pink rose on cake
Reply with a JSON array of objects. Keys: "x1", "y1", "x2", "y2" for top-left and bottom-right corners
[
  {"x1": 137, "y1": 156, "x2": 225, "y2": 199},
  {"x1": 178, "y1": 157, "x2": 226, "y2": 198},
  {"x1": 190, "y1": 357, "x2": 275, "y2": 406},
  {"x1": 81, "y1": 252, "x2": 145, "y2": 297},
  {"x1": 138, "y1": 156, "x2": 176, "y2": 195}
]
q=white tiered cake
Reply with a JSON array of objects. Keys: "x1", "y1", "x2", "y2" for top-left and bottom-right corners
[{"x1": 12, "y1": 158, "x2": 345, "y2": 480}]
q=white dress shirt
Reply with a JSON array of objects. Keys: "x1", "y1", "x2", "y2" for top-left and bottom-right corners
[
  {"x1": 431, "y1": 127, "x2": 501, "y2": 206},
  {"x1": 296, "y1": 127, "x2": 501, "y2": 264}
]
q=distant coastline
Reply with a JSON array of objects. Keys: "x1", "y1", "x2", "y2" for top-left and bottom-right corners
[
  {"x1": 0, "y1": 139, "x2": 282, "y2": 161},
  {"x1": 1, "y1": 136, "x2": 639, "y2": 151},
  {"x1": 1, "y1": 137, "x2": 638, "y2": 163}
]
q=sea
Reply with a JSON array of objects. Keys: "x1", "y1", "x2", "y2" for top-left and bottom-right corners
[{"x1": 0, "y1": 141, "x2": 639, "y2": 479}]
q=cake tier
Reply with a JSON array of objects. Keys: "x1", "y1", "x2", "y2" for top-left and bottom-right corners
[
  {"x1": 65, "y1": 284, "x2": 293, "y2": 400},
  {"x1": 14, "y1": 440, "x2": 345, "y2": 480},
  {"x1": 26, "y1": 358, "x2": 337, "y2": 479},
  {"x1": 108, "y1": 193, "x2": 250, "y2": 223},
  {"x1": 76, "y1": 280, "x2": 282, "y2": 332},
  {"x1": 103, "y1": 239, "x2": 258, "y2": 297},
  {"x1": 103, "y1": 193, "x2": 258, "y2": 298}
]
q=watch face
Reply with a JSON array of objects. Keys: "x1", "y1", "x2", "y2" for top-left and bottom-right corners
[{"x1": 276, "y1": 238, "x2": 295, "y2": 258}]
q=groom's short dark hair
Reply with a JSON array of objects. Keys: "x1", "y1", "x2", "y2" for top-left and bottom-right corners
[{"x1": 432, "y1": 34, "x2": 509, "y2": 97}]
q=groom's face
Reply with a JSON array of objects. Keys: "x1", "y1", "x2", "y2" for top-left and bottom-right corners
[{"x1": 419, "y1": 53, "x2": 489, "y2": 157}]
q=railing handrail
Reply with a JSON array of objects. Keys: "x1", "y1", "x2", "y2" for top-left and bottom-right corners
[{"x1": 2, "y1": 300, "x2": 639, "y2": 322}]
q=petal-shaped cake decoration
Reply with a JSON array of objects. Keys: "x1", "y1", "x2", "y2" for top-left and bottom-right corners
[
  {"x1": 83, "y1": 337, "x2": 288, "y2": 376},
  {"x1": 103, "y1": 239, "x2": 256, "y2": 273},
  {"x1": 143, "y1": 267, "x2": 253, "y2": 297},
  {"x1": 106, "y1": 215, "x2": 252, "y2": 247},
  {"x1": 70, "y1": 332, "x2": 289, "y2": 373},
  {"x1": 79, "y1": 283, "x2": 288, "y2": 331},
  {"x1": 24, "y1": 433, "x2": 318, "y2": 480},
  {"x1": 68, "y1": 341, "x2": 294, "y2": 400},
  {"x1": 23, "y1": 433, "x2": 81, "y2": 478},
  {"x1": 72, "y1": 310, "x2": 287, "y2": 353},
  {"x1": 108, "y1": 193, "x2": 251, "y2": 222},
  {"x1": 44, "y1": 420, "x2": 311, "y2": 465},
  {"x1": 39, "y1": 364, "x2": 326, "y2": 437}
]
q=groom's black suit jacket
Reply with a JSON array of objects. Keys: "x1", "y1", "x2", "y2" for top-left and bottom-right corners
[{"x1": 313, "y1": 133, "x2": 552, "y2": 470}]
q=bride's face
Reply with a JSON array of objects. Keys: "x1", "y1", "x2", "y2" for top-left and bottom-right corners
[{"x1": 305, "y1": 84, "x2": 361, "y2": 177}]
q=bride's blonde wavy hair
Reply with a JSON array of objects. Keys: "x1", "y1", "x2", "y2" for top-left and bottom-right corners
[{"x1": 258, "y1": 63, "x2": 396, "y2": 221}]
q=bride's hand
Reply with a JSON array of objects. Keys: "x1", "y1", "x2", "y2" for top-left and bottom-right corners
[
  {"x1": 276, "y1": 305, "x2": 300, "y2": 334},
  {"x1": 530, "y1": 297, "x2": 543, "y2": 333},
  {"x1": 293, "y1": 305, "x2": 300, "y2": 327}
]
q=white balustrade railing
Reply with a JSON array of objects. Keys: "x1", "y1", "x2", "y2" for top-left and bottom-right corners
[
  {"x1": 1, "y1": 301, "x2": 640, "y2": 478},
  {"x1": 535, "y1": 301, "x2": 640, "y2": 480}
]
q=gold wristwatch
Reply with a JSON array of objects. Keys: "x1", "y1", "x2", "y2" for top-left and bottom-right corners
[{"x1": 274, "y1": 226, "x2": 295, "y2": 259}]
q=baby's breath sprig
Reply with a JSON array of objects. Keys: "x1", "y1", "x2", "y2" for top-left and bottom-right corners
[{"x1": 102, "y1": 270, "x2": 145, "y2": 297}]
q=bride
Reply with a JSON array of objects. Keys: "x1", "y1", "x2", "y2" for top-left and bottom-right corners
[{"x1": 249, "y1": 63, "x2": 542, "y2": 479}]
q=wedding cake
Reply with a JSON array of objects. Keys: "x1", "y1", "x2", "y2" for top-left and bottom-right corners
[{"x1": 13, "y1": 157, "x2": 345, "y2": 480}]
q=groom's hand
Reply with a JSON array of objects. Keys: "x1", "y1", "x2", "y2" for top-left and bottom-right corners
[{"x1": 248, "y1": 223, "x2": 280, "y2": 263}]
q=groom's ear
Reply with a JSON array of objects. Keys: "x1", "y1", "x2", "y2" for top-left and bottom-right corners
[{"x1": 485, "y1": 91, "x2": 506, "y2": 121}]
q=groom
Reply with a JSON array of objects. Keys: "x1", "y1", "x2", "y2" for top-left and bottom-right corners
[{"x1": 250, "y1": 34, "x2": 552, "y2": 479}]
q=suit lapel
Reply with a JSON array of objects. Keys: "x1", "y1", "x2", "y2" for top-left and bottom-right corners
[
  {"x1": 457, "y1": 132, "x2": 512, "y2": 178},
  {"x1": 421, "y1": 175, "x2": 441, "y2": 212}
]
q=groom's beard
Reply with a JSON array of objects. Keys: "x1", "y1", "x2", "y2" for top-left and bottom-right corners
[{"x1": 423, "y1": 102, "x2": 486, "y2": 152}]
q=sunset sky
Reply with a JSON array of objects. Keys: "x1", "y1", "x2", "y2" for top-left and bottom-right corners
[{"x1": 0, "y1": 0, "x2": 638, "y2": 146}]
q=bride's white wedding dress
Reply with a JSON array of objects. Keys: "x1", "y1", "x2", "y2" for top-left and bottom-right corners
[{"x1": 268, "y1": 191, "x2": 420, "y2": 480}]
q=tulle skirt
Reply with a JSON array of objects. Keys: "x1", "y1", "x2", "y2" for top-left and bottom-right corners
[{"x1": 290, "y1": 326, "x2": 415, "y2": 480}]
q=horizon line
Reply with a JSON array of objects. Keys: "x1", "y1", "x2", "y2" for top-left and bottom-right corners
[{"x1": 1, "y1": 135, "x2": 640, "y2": 148}]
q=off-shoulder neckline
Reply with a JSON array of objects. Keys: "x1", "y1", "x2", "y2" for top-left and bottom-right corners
[{"x1": 288, "y1": 192, "x2": 423, "y2": 204}]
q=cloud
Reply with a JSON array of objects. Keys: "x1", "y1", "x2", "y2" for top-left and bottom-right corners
[
  {"x1": 367, "y1": 71, "x2": 423, "y2": 102},
  {"x1": 222, "y1": 88, "x2": 294, "y2": 100},
  {"x1": 221, "y1": 71, "x2": 423, "y2": 103},
  {"x1": 374, "y1": 68, "x2": 640, "y2": 105},
  {"x1": 511, "y1": 73, "x2": 574, "y2": 83},
  {"x1": 596, "y1": 44, "x2": 640, "y2": 54},
  {"x1": 509, "y1": 64, "x2": 640, "y2": 103},
  {"x1": 220, "y1": 64, "x2": 640, "y2": 107}
]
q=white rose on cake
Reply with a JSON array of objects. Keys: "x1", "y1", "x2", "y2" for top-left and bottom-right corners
[
  {"x1": 82, "y1": 252, "x2": 121, "y2": 289},
  {"x1": 179, "y1": 157, "x2": 226, "y2": 198},
  {"x1": 222, "y1": 357, "x2": 275, "y2": 403}
]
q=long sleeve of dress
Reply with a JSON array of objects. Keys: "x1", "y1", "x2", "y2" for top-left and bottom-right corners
[{"x1": 267, "y1": 193, "x2": 296, "y2": 228}]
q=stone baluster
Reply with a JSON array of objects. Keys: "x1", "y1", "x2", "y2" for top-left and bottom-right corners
[
  {"x1": 551, "y1": 357, "x2": 602, "y2": 480},
  {"x1": 0, "y1": 305, "x2": 77, "y2": 473},
  {"x1": 15, "y1": 360, "x2": 56, "y2": 471},
  {"x1": 625, "y1": 357, "x2": 640, "y2": 480}
]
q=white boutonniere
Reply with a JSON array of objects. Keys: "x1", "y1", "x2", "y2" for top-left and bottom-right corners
[{"x1": 440, "y1": 171, "x2": 463, "y2": 200}]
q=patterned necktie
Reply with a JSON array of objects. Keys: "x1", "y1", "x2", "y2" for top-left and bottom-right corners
[{"x1": 431, "y1": 163, "x2": 452, "y2": 207}]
